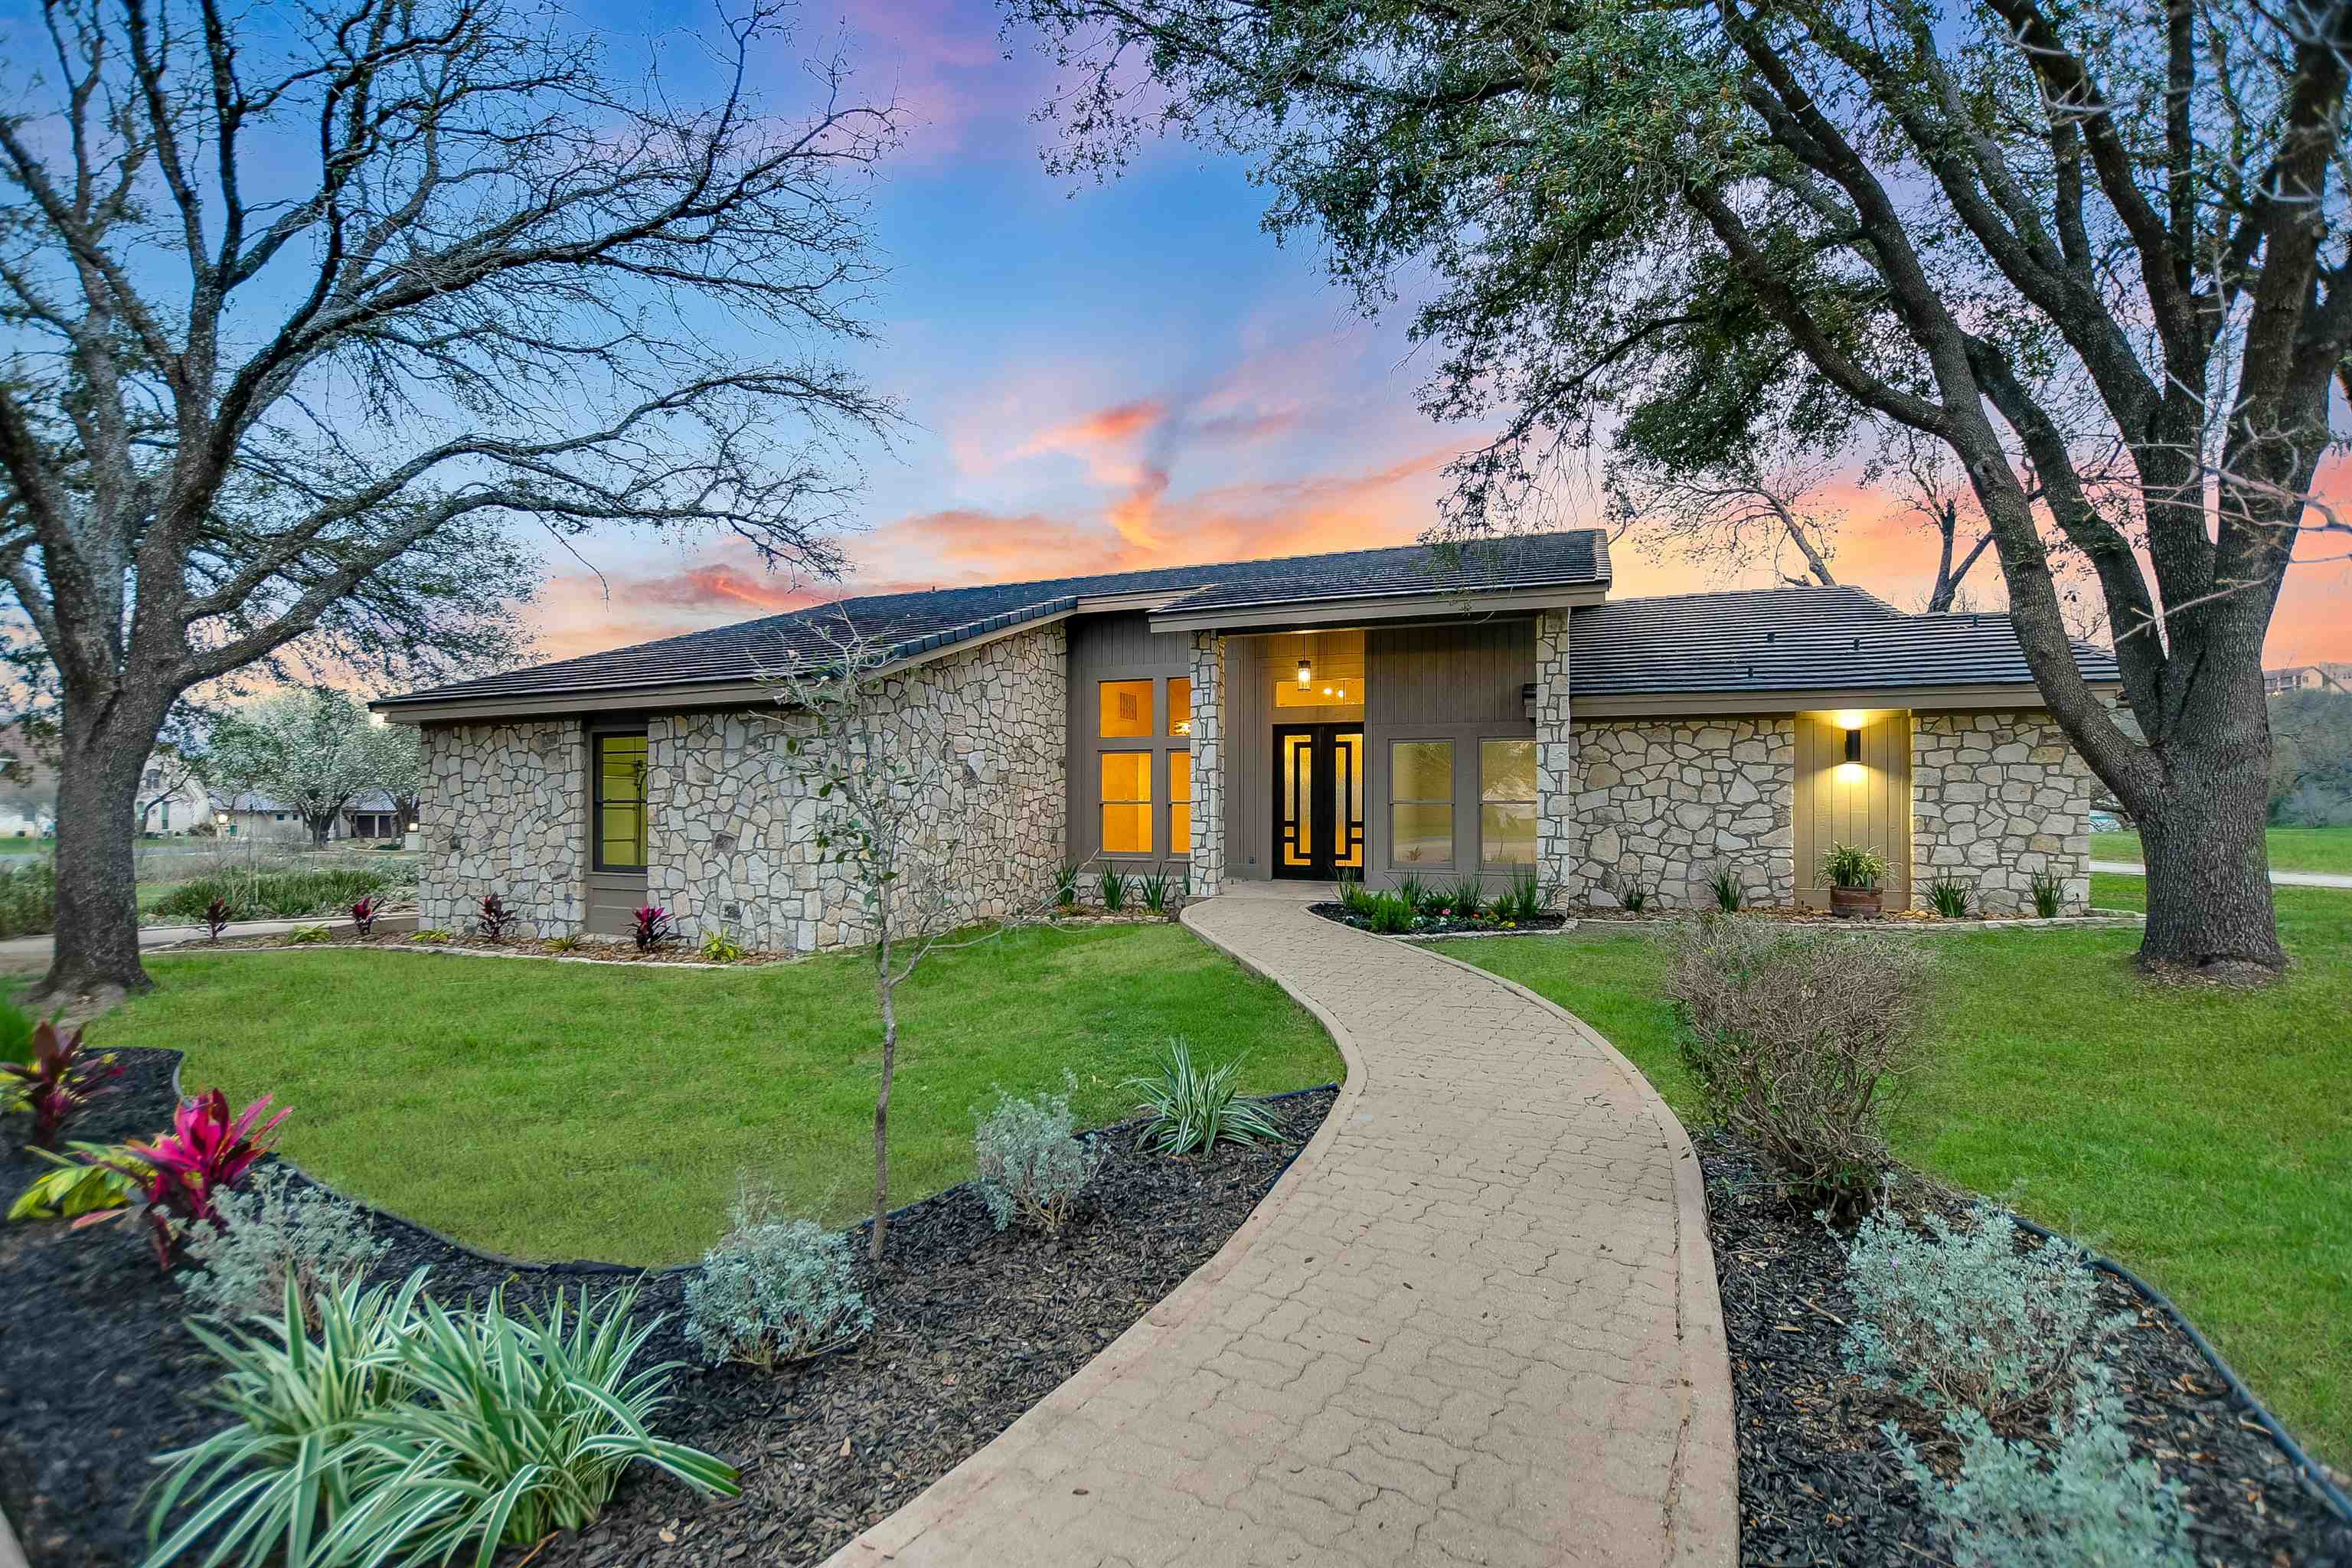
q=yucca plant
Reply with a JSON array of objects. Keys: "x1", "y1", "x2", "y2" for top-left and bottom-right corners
[
  {"x1": 1446, "y1": 875, "x2": 1487, "y2": 920},
  {"x1": 2029, "y1": 871, "x2": 2066, "y2": 918},
  {"x1": 99, "y1": 1089, "x2": 288, "y2": 1267},
  {"x1": 1, "y1": 1018, "x2": 123, "y2": 1148},
  {"x1": 1710, "y1": 866, "x2": 1745, "y2": 913},
  {"x1": 1138, "y1": 865, "x2": 1173, "y2": 913},
  {"x1": 630, "y1": 904, "x2": 673, "y2": 952},
  {"x1": 1128, "y1": 1039, "x2": 1284, "y2": 1155},
  {"x1": 1053, "y1": 862, "x2": 1083, "y2": 910},
  {"x1": 1619, "y1": 884, "x2": 1650, "y2": 914},
  {"x1": 1498, "y1": 866, "x2": 1550, "y2": 922},
  {"x1": 1098, "y1": 865, "x2": 1131, "y2": 912},
  {"x1": 1395, "y1": 873, "x2": 1429, "y2": 915},
  {"x1": 1927, "y1": 874, "x2": 1972, "y2": 919},
  {"x1": 141, "y1": 1271, "x2": 430, "y2": 1568}
]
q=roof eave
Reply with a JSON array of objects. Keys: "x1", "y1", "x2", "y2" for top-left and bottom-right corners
[
  {"x1": 1570, "y1": 678, "x2": 2123, "y2": 718},
  {"x1": 1148, "y1": 580, "x2": 1609, "y2": 635}
]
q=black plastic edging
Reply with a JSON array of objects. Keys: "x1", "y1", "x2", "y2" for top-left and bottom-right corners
[{"x1": 2007, "y1": 1211, "x2": 2352, "y2": 1526}]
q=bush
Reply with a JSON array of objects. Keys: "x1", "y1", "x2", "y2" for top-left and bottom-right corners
[
  {"x1": 1661, "y1": 916, "x2": 1939, "y2": 1213},
  {"x1": 1497, "y1": 866, "x2": 1553, "y2": 922},
  {"x1": 1128, "y1": 1038, "x2": 1283, "y2": 1155},
  {"x1": 1445, "y1": 874, "x2": 1486, "y2": 918},
  {"x1": 10, "y1": 1142, "x2": 141, "y2": 1221},
  {"x1": 1337, "y1": 880, "x2": 1378, "y2": 919},
  {"x1": 151, "y1": 866, "x2": 394, "y2": 923},
  {"x1": 1054, "y1": 862, "x2": 1083, "y2": 909},
  {"x1": 684, "y1": 1190, "x2": 871, "y2": 1368},
  {"x1": 475, "y1": 892, "x2": 513, "y2": 939},
  {"x1": 2028, "y1": 871, "x2": 2065, "y2": 918},
  {"x1": 632, "y1": 903, "x2": 673, "y2": 951},
  {"x1": 1927, "y1": 874, "x2": 1972, "y2": 918},
  {"x1": 699, "y1": 927, "x2": 746, "y2": 962},
  {"x1": 1138, "y1": 865, "x2": 1174, "y2": 913},
  {"x1": 1365, "y1": 890, "x2": 1415, "y2": 933},
  {"x1": 1098, "y1": 864, "x2": 1131, "y2": 911},
  {"x1": 1887, "y1": 1371, "x2": 2195, "y2": 1568},
  {"x1": 1841, "y1": 1200, "x2": 2118, "y2": 1422},
  {"x1": 181, "y1": 1165, "x2": 390, "y2": 1323},
  {"x1": 145, "y1": 1270, "x2": 738, "y2": 1568},
  {"x1": 1710, "y1": 865, "x2": 1745, "y2": 912},
  {"x1": 410, "y1": 927, "x2": 453, "y2": 943},
  {"x1": 0, "y1": 856, "x2": 56, "y2": 938},
  {"x1": 281, "y1": 923, "x2": 332, "y2": 945},
  {"x1": 972, "y1": 1076, "x2": 1104, "y2": 1233}
]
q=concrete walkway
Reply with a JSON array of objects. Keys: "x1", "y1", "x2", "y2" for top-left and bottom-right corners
[
  {"x1": 2091, "y1": 858, "x2": 2352, "y2": 890},
  {"x1": 0, "y1": 912, "x2": 417, "y2": 973},
  {"x1": 827, "y1": 881, "x2": 1736, "y2": 1568}
]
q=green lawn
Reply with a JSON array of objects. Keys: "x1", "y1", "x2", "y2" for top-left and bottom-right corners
[
  {"x1": 2093, "y1": 823, "x2": 2352, "y2": 875},
  {"x1": 1439, "y1": 876, "x2": 2352, "y2": 1466},
  {"x1": 84, "y1": 923, "x2": 1342, "y2": 1266}
]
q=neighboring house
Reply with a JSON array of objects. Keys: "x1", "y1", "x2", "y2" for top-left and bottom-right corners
[
  {"x1": 0, "y1": 726, "x2": 209, "y2": 837},
  {"x1": 213, "y1": 789, "x2": 407, "y2": 841},
  {"x1": 2265, "y1": 662, "x2": 2352, "y2": 696},
  {"x1": 136, "y1": 757, "x2": 214, "y2": 835},
  {"x1": 374, "y1": 530, "x2": 2122, "y2": 948}
]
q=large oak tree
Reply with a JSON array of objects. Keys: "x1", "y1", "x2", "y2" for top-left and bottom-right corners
[
  {"x1": 1, "y1": 0, "x2": 896, "y2": 998},
  {"x1": 1007, "y1": 0, "x2": 2352, "y2": 974}
]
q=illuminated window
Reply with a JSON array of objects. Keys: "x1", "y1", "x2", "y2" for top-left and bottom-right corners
[
  {"x1": 594, "y1": 733, "x2": 648, "y2": 871},
  {"x1": 1389, "y1": 740, "x2": 1453, "y2": 867},
  {"x1": 1480, "y1": 738, "x2": 1537, "y2": 865},
  {"x1": 1100, "y1": 750, "x2": 1153, "y2": 854},
  {"x1": 1099, "y1": 680, "x2": 1153, "y2": 738},
  {"x1": 1168, "y1": 677, "x2": 1192, "y2": 736},
  {"x1": 1171, "y1": 750, "x2": 1193, "y2": 856}
]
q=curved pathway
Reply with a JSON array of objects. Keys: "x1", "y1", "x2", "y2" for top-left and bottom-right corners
[{"x1": 826, "y1": 882, "x2": 1736, "y2": 1568}]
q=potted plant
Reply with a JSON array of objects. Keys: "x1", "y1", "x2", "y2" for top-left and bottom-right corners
[{"x1": 1820, "y1": 843, "x2": 1888, "y2": 920}]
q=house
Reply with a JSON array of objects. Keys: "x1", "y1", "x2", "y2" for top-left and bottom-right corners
[
  {"x1": 0, "y1": 727, "x2": 211, "y2": 838},
  {"x1": 374, "y1": 530, "x2": 2122, "y2": 947},
  {"x1": 2265, "y1": 662, "x2": 2352, "y2": 697},
  {"x1": 213, "y1": 789, "x2": 409, "y2": 841}
]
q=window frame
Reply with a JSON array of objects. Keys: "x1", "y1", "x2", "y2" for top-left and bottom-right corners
[
  {"x1": 591, "y1": 730, "x2": 650, "y2": 874},
  {"x1": 1083, "y1": 670, "x2": 1194, "y2": 862},
  {"x1": 1098, "y1": 747, "x2": 1156, "y2": 858},
  {"x1": 1385, "y1": 737, "x2": 1457, "y2": 872},
  {"x1": 1477, "y1": 736, "x2": 1540, "y2": 868}
]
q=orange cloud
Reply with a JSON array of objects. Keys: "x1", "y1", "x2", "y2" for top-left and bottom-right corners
[{"x1": 1013, "y1": 400, "x2": 1165, "y2": 459}]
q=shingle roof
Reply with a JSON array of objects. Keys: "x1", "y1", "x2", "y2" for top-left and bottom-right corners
[
  {"x1": 378, "y1": 531, "x2": 1613, "y2": 707},
  {"x1": 1569, "y1": 584, "x2": 2122, "y2": 696}
]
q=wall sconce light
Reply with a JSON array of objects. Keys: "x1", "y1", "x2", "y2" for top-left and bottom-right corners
[
  {"x1": 1844, "y1": 727, "x2": 1862, "y2": 764},
  {"x1": 1296, "y1": 658, "x2": 1312, "y2": 688},
  {"x1": 407, "y1": 820, "x2": 420, "y2": 833},
  {"x1": 214, "y1": 811, "x2": 229, "y2": 827}
]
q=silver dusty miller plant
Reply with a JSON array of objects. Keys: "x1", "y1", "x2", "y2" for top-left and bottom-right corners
[{"x1": 972, "y1": 1075, "x2": 1105, "y2": 1233}]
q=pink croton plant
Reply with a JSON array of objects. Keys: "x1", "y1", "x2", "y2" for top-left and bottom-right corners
[{"x1": 81, "y1": 1089, "x2": 289, "y2": 1267}]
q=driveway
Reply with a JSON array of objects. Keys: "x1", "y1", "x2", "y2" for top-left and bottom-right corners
[
  {"x1": 2091, "y1": 858, "x2": 2352, "y2": 890},
  {"x1": 825, "y1": 880, "x2": 1736, "y2": 1568}
]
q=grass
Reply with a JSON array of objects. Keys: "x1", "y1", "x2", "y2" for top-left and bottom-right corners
[
  {"x1": 2093, "y1": 823, "x2": 2352, "y2": 876},
  {"x1": 82, "y1": 923, "x2": 1342, "y2": 1266},
  {"x1": 1438, "y1": 875, "x2": 2352, "y2": 1466}
]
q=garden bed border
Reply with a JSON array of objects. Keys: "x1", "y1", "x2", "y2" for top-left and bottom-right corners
[{"x1": 1312, "y1": 906, "x2": 2148, "y2": 943}]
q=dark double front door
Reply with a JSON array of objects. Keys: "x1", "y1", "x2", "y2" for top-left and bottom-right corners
[{"x1": 1272, "y1": 724, "x2": 1365, "y2": 880}]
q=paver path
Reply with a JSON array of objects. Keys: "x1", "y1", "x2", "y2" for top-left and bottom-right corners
[{"x1": 827, "y1": 882, "x2": 1736, "y2": 1568}]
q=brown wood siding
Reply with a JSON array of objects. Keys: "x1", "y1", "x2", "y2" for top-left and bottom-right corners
[
  {"x1": 1066, "y1": 612, "x2": 1193, "y2": 865},
  {"x1": 1793, "y1": 710, "x2": 1913, "y2": 908},
  {"x1": 1364, "y1": 622, "x2": 1536, "y2": 884}
]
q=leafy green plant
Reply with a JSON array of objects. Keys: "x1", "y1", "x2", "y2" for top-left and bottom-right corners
[
  {"x1": 0, "y1": 855, "x2": 57, "y2": 939},
  {"x1": 1927, "y1": 874, "x2": 1973, "y2": 919},
  {"x1": 1395, "y1": 873, "x2": 1432, "y2": 916},
  {"x1": 409, "y1": 928, "x2": 452, "y2": 944},
  {"x1": 152, "y1": 867, "x2": 397, "y2": 924},
  {"x1": 684, "y1": 1187, "x2": 871, "y2": 1368},
  {"x1": 1710, "y1": 865, "x2": 1745, "y2": 912},
  {"x1": 1887, "y1": 1370, "x2": 2194, "y2": 1568},
  {"x1": 1098, "y1": 864, "x2": 1131, "y2": 912},
  {"x1": 1497, "y1": 866, "x2": 1552, "y2": 922},
  {"x1": 699, "y1": 927, "x2": 746, "y2": 962},
  {"x1": 282, "y1": 923, "x2": 333, "y2": 946},
  {"x1": 181, "y1": 1167, "x2": 390, "y2": 1325},
  {"x1": 1820, "y1": 843, "x2": 1888, "y2": 890},
  {"x1": 972, "y1": 1076, "x2": 1105, "y2": 1232},
  {"x1": 1365, "y1": 891, "x2": 1415, "y2": 934},
  {"x1": 1138, "y1": 864, "x2": 1174, "y2": 913},
  {"x1": 10, "y1": 1143, "x2": 142, "y2": 1221},
  {"x1": 1, "y1": 1018, "x2": 123, "y2": 1148},
  {"x1": 1054, "y1": 862, "x2": 1083, "y2": 910},
  {"x1": 1127, "y1": 1039, "x2": 1282, "y2": 1155},
  {"x1": 1335, "y1": 880, "x2": 1378, "y2": 918},
  {"x1": 2028, "y1": 871, "x2": 2066, "y2": 918},
  {"x1": 0, "y1": 994, "x2": 36, "y2": 1062},
  {"x1": 1446, "y1": 875, "x2": 1487, "y2": 919},
  {"x1": 1619, "y1": 884, "x2": 1650, "y2": 913},
  {"x1": 544, "y1": 933, "x2": 586, "y2": 953}
]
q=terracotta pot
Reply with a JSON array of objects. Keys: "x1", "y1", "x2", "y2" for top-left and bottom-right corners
[{"x1": 1829, "y1": 885, "x2": 1883, "y2": 920}]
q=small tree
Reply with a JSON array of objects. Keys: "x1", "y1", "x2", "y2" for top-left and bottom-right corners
[
  {"x1": 363, "y1": 720, "x2": 424, "y2": 834},
  {"x1": 209, "y1": 691, "x2": 381, "y2": 846},
  {"x1": 760, "y1": 616, "x2": 1057, "y2": 1262}
]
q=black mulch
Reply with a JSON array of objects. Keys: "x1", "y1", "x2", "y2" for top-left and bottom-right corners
[
  {"x1": 1305, "y1": 900, "x2": 1572, "y2": 936},
  {"x1": 1700, "y1": 1132, "x2": 2352, "y2": 1567},
  {"x1": 0, "y1": 1049, "x2": 1332, "y2": 1568}
]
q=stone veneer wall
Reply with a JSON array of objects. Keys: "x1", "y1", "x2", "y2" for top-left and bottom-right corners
[
  {"x1": 645, "y1": 624, "x2": 1068, "y2": 952},
  {"x1": 1534, "y1": 612, "x2": 1576, "y2": 891},
  {"x1": 1560, "y1": 718, "x2": 1798, "y2": 909},
  {"x1": 1187, "y1": 632, "x2": 1227, "y2": 899},
  {"x1": 1910, "y1": 711, "x2": 2095, "y2": 914},
  {"x1": 416, "y1": 717, "x2": 586, "y2": 937}
]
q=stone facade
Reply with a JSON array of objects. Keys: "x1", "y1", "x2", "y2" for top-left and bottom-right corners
[
  {"x1": 1560, "y1": 718, "x2": 1798, "y2": 908},
  {"x1": 1910, "y1": 710, "x2": 2095, "y2": 914},
  {"x1": 1187, "y1": 632, "x2": 1228, "y2": 899},
  {"x1": 416, "y1": 717, "x2": 586, "y2": 936},
  {"x1": 1534, "y1": 611, "x2": 1576, "y2": 890},
  {"x1": 646, "y1": 625, "x2": 1067, "y2": 952}
]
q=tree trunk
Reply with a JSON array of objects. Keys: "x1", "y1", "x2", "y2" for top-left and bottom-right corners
[
  {"x1": 2132, "y1": 734, "x2": 2286, "y2": 975},
  {"x1": 871, "y1": 958, "x2": 896, "y2": 1263},
  {"x1": 39, "y1": 694, "x2": 171, "y2": 1002}
]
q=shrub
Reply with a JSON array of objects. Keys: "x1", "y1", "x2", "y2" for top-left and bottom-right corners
[
  {"x1": 684, "y1": 1190, "x2": 871, "y2": 1368},
  {"x1": 1498, "y1": 866, "x2": 1553, "y2": 922},
  {"x1": 1710, "y1": 865, "x2": 1745, "y2": 912},
  {"x1": 181, "y1": 1165, "x2": 390, "y2": 1324},
  {"x1": 1054, "y1": 862, "x2": 1083, "y2": 909},
  {"x1": 1841, "y1": 1200, "x2": 2117, "y2": 1423},
  {"x1": 144, "y1": 1271, "x2": 738, "y2": 1568},
  {"x1": 545, "y1": 933, "x2": 586, "y2": 953},
  {"x1": 205, "y1": 897, "x2": 234, "y2": 940},
  {"x1": 99, "y1": 1089, "x2": 289, "y2": 1267},
  {"x1": 0, "y1": 856, "x2": 57, "y2": 938},
  {"x1": 1337, "y1": 880, "x2": 1378, "y2": 919},
  {"x1": 10, "y1": 1142, "x2": 141, "y2": 1221},
  {"x1": 1365, "y1": 891, "x2": 1415, "y2": 934},
  {"x1": 281, "y1": 923, "x2": 332, "y2": 946},
  {"x1": 1927, "y1": 874, "x2": 1972, "y2": 919},
  {"x1": 700, "y1": 927, "x2": 746, "y2": 962},
  {"x1": 1446, "y1": 875, "x2": 1487, "y2": 919},
  {"x1": 410, "y1": 927, "x2": 452, "y2": 944},
  {"x1": 1660, "y1": 916, "x2": 1939, "y2": 1214},
  {"x1": 1098, "y1": 864, "x2": 1131, "y2": 912},
  {"x1": 1, "y1": 1018, "x2": 123, "y2": 1148},
  {"x1": 1395, "y1": 873, "x2": 1429, "y2": 915},
  {"x1": 972, "y1": 1076, "x2": 1104, "y2": 1233},
  {"x1": 632, "y1": 903, "x2": 673, "y2": 951},
  {"x1": 1887, "y1": 1371, "x2": 2195, "y2": 1568},
  {"x1": 1128, "y1": 1038, "x2": 1283, "y2": 1155},
  {"x1": 152, "y1": 866, "x2": 395, "y2": 923},
  {"x1": 1820, "y1": 842, "x2": 1888, "y2": 890},
  {"x1": 2028, "y1": 871, "x2": 2065, "y2": 918},
  {"x1": 1620, "y1": 884, "x2": 1650, "y2": 913},
  {"x1": 1138, "y1": 865, "x2": 1174, "y2": 913},
  {"x1": 349, "y1": 895, "x2": 379, "y2": 936},
  {"x1": 475, "y1": 892, "x2": 513, "y2": 940}
]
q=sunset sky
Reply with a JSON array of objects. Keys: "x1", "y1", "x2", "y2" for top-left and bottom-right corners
[{"x1": 523, "y1": 0, "x2": 2352, "y2": 673}]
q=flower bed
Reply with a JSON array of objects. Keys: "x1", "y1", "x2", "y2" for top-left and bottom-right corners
[
  {"x1": 1699, "y1": 1131, "x2": 2351, "y2": 1565},
  {"x1": 1306, "y1": 900, "x2": 1573, "y2": 937},
  {"x1": 0, "y1": 1049, "x2": 1333, "y2": 1568},
  {"x1": 158, "y1": 929, "x2": 801, "y2": 965}
]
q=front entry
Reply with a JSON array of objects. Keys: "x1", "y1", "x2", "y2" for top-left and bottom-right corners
[{"x1": 1272, "y1": 724, "x2": 1365, "y2": 879}]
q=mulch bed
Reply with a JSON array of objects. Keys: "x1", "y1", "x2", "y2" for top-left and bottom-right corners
[
  {"x1": 153, "y1": 930, "x2": 801, "y2": 966},
  {"x1": 1306, "y1": 900, "x2": 1573, "y2": 936},
  {"x1": 1700, "y1": 1131, "x2": 2352, "y2": 1566},
  {"x1": 0, "y1": 1049, "x2": 1333, "y2": 1567}
]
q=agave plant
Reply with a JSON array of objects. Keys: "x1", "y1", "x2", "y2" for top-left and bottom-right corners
[
  {"x1": 98, "y1": 1089, "x2": 289, "y2": 1266},
  {"x1": 631, "y1": 904, "x2": 674, "y2": 952},
  {"x1": 1, "y1": 1018, "x2": 124, "y2": 1149},
  {"x1": 1128, "y1": 1039, "x2": 1284, "y2": 1155}
]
